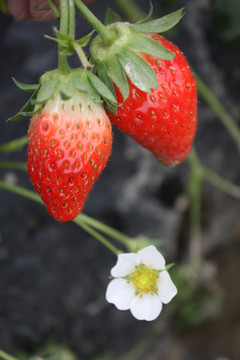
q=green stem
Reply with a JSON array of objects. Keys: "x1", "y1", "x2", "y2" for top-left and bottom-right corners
[
  {"x1": 0, "y1": 136, "x2": 27, "y2": 153},
  {"x1": 203, "y1": 168, "x2": 240, "y2": 199},
  {"x1": 0, "y1": 350, "x2": 19, "y2": 360},
  {"x1": 68, "y1": 0, "x2": 75, "y2": 39},
  {"x1": 113, "y1": 0, "x2": 146, "y2": 23},
  {"x1": 0, "y1": 180, "x2": 124, "y2": 255},
  {"x1": 0, "y1": 180, "x2": 43, "y2": 204},
  {"x1": 74, "y1": 213, "x2": 132, "y2": 247},
  {"x1": 73, "y1": 43, "x2": 92, "y2": 69},
  {"x1": 0, "y1": 161, "x2": 27, "y2": 171},
  {"x1": 74, "y1": 0, "x2": 113, "y2": 44},
  {"x1": 46, "y1": 0, "x2": 60, "y2": 18},
  {"x1": 187, "y1": 149, "x2": 203, "y2": 267},
  {"x1": 74, "y1": 218, "x2": 121, "y2": 256},
  {"x1": 0, "y1": 174, "x2": 131, "y2": 248},
  {"x1": 58, "y1": 0, "x2": 70, "y2": 73},
  {"x1": 194, "y1": 72, "x2": 240, "y2": 152}
]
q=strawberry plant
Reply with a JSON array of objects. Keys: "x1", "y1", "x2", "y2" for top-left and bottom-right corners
[{"x1": 1, "y1": 0, "x2": 240, "y2": 359}]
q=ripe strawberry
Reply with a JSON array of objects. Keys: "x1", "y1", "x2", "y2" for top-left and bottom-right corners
[
  {"x1": 107, "y1": 35, "x2": 197, "y2": 166},
  {"x1": 27, "y1": 91, "x2": 112, "y2": 222}
]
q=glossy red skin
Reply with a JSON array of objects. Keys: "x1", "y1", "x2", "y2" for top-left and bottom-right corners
[
  {"x1": 28, "y1": 100, "x2": 112, "y2": 222},
  {"x1": 108, "y1": 35, "x2": 197, "y2": 166}
]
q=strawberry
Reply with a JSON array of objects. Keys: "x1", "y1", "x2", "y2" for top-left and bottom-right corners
[
  {"x1": 89, "y1": 8, "x2": 197, "y2": 166},
  {"x1": 107, "y1": 35, "x2": 197, "y2": 166},
  {"x1": 13, "y1": 69, "x2": 115, "y2": 222},
  {"x1": 27, "y1": 91, "x2": 112, "y2": 222}
]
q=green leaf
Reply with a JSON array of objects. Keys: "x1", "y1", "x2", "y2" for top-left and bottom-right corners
[
  {"x1": 104, "y1": 8, "x2": 121, "y2": 25},
  {"x1": 35, "y1": 77, "x2": 59, "y2": 104},
  {"x1": 165, "y1": 263, "x2": 175, "y2": 271},
  {"x1": 96, "y1": 62, "x2": 116, "y2": 99},
  {"x1": 45, "y1": 29, "x2": 74, "y2": 55},
  {"x1": 8, "y1": 88, "x2": 40, "y2": 121},
  {"x1": 135, "y1": 2, "x2": 153, "y2": 24},
  {"x1": 130, "y1": 33, "x2": 175, "y2": 60},
  {"x1": 0, "y1": 136, "x2": 27, "y2": 153},
  {"x1": 105, "y1": 56, "x2": 129, "y2": 100},
  {"x1": 54, "y1": 28, "x2": 72, "y2": 41},
  {"x1": 118, "y1": 48, "x2": 158, "y2": 93},
  {"x1": 74, "y1": 72, "x2": 101, "y2": 104},
  {"x1": 12, "y1": 78, "x2": 39, "y2": 92},
  {"x1": 76, "y1": 30, "x2": 95, "y2": 47},
  {"x1": 132, "y1": 8, "x2": 185, "y2": 33},
  {"x1": 87, "y1": 72, "x2": 117, "y2": 104},
  {"x1": 104, "y1": 99, "x2": 117, "y2": 114},
  {"x1": 59, "y1": 75, "x2": 74, "y2": 100}
]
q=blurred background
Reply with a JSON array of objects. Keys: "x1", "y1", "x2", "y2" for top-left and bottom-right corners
[{"x1": 0, "y1": 0, "x2": 240, "y2": 359}]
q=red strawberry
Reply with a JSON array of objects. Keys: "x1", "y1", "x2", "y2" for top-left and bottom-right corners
[
  {"x1": 107, "y1": 35, "x2": 197, "y2": 166},
  {"x1": 27, "y1": 91, "x2": 112, "y2": 222}
]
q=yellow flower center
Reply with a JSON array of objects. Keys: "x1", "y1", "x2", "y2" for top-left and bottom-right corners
[{"x1": 126, "y1": 264, "x2": 160, "y2": 296}]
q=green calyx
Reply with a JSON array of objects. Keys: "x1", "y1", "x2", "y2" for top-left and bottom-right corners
[
  {"x1": 89, "y1": 7, "x2": 184, "y2": 102},
  {"x1": 90, "y1": 22, "x2": 132, "y2": 61},
  {"x1": 8, "y1": 69, "x2": 117, "y2": 122}
]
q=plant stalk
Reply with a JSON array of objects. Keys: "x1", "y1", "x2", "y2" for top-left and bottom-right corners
[
  {"x1": 0, "y1": 161, "x2": 27, "y2": 171},
  {"x1": 68, "y1": 0, "x2": 76, "y2": 39},
  {"x1": 73, "y1": 43, "x2": 92, "y2": 69},
  {"x1": 74, "y1": 0, "x2": 113, "y2": 44},
  {"x1": 74, "y1": 218, "x2": 121, "y2": 255},
  {"x1": 187, "y1": 149, "x2": 203, "y2": 268},
  {"x1": 0, "y1": 136, "x2": 27, "y2": 153},
  {"x1": 74, "y1": 213, "x2": 132, "y2": 247},
  {"x1": 0, "y1": 180, "x2": 126, "y2": 255},
  {"x1": 194, "y1": 72, "x2": 240, "y2": 152},
  {"x1": 46, "y1": 0, "x2": 60, "y2": 18},
  {"x1": 113, "y1": 0, "x2": 146, "y2": 23},
  {"x1": 203, "y1": 168, "x2": 240, "y2": 199},
  {"x1": 0, "y1": 350, "x2": 19, "y2": 360},
  {"x1": 58, "y1": 0, "x2": 70, "y2": 73}
]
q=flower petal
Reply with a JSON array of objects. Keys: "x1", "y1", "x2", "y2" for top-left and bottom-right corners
[
  {"x1": 137, "y1": 245, "x2": 165, "y2": 270},
  {"x1": 111, "y1": 253, "x2": 141, "y2": 277},
  {"x1": 157, "y1": 270, "x2": 177, "y2": 304},
  {"x1": 106, "y1": 278, "x2": 135, "y2": 310},
  {"x1": 130, "y1": 293, "x2": 162, "y2": 321}
]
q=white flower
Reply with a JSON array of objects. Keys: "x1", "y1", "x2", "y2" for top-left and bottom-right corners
[{"x1": 106, "y1": 245, "x2": 177, "y2": 321}]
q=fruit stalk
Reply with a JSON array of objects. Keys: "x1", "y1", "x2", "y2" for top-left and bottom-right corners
[
  {"x1": 69, "y1": 0, "x2": 76, "y2": 39},
  {"x1": 58, "y1": 0, "x2": 70, "y2": 73},
  {"x1": 73, "y1": 42, "x2": 92, "y2": 68},
  {"x1": 74, "y1": 0, "x2": 113, "y2": 44}
]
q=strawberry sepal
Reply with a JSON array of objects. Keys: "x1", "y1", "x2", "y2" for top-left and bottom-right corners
[
  {"x1": 12, "y1": 78, "x2": 39, "y2": 92},
  {"x1": 9, "y1": 68, "x2": 118, "y2": 121},
  {"x1": 132, "y1": 8, "x2": 185, "y2": 33},
  {"x1": 89, "y1": 7, "x2": 185, "y2": 103}
]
